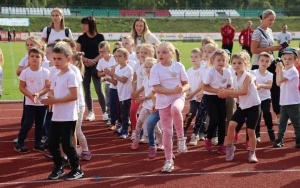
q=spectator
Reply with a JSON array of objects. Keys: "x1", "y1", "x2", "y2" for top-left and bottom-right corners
[
  {"x1": 13, "y1": 28, "x2": 16, "y2": 42},
  {"x1": 7, "y1": 28, "x2": 11, "y2": 42},
  {"x1": 277, "y1": 24, "x2": 292, "y2": 57},
  {"x1": 221, "y1": 18, "x2": 236, "y2": 54},
  {"x1": 239, "y1": 20, "x2": 254, "y2": 57}
]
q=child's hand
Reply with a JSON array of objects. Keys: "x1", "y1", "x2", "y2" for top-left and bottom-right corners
[
  {"x1": 218, "y1": 88, "x2": 228, "y2": 98},
  {"x1": 41, "y1": 97, "x2": 55, "y2": 105},
  {"x1": 174, "y1": 85, "x2": 183, "y2": 94},
  {"x1": 186, "y1": 92, "x2": 192, "y2": 100},
  {"x1": 32, "y1": 93, "x2": 39, "y2": 103},
  {"x1": 196, "y1": 92, "x2": 204, "y2": 100},
  {"x1": 45, "y1": 82, "x2": 51, "y2": 89},
  {"x1": 276, "y1": 61, "x2": 284, "y2": 70},
  {"x1": 151, "y1": 105, "x2": 157, "y2": 113},
  {"x1": 256, "y1": 84, "x2": 261, "y2": 90}
]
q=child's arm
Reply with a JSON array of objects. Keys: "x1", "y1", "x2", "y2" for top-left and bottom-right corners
[
  {"x1": 105, "y1": 68, "x2": 128, "y2": 83},
  {"x1": 257, "y1": 80, "x2": 272, "y2": 89},
  {"x1": 132, "y1": 86, "x2": 144, "y2": 99},
  {"x1": 34, "y1": 79, "x2": 51, "y2": 100},
  {"x1": 41, "y1": 87, "x2": 78, "y2": 105},
  {"x1": 276, "y1": 62, "x2": 288, "y2": 86},
  {"x1": 132, "y1": 72, "x2": 137, "y2": 94},
  {"x1": 218, "y1": 74, "x2": 251, "y2": 98},
  {"x1": 97, "y1": 70, "x2": 106, "y2": 78},
  {"x1": 153, "y1": 81, "x2": 189, "y2": 95},
  {"x1": 19, "y1": 80, "x2": 35, "y2": 102},
  {"x1": 202, "y1": 83, "x2": 220, "y2": 94},
  {"x1": 16, "y1": 66, "x2": 28, "y2": 76}
]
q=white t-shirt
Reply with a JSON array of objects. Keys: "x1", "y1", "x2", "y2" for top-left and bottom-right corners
[
  {"x1": 128, "y1": 60, "x2": 137, "y2": 69},
  {"x1": 149, "y1": 61, "x2": 188, "y2": 109},
  {"x1": 19, "y1": 67, "x2": 50, "y2": 106},
  {"x1": 51, "y1": 70, "x2": 78, "y2": 121},
  {"x1": 136, "y1": 33, "x2": 160, "y2": 46},
  {"x1": 41, "y1": 27, "x2": 73, "y2": 43},
  {"x1": 142, "y1": 76, "x2": 153, "y2": 110},
  {"x1": 202, "y1": 66, "x2": 232, "y2": 95},
  {"x1": 186, "y1": 66, "x2": 205, "y2": 101},
  {"x1": 129, "y1": 52, "x2": 138, "y2": 63},
  {"x1": 233, "y1": 71, "x2": 261, "y2": 110},
  {"x1": 280, "y1": 66, "x2": 300, "y2": 105},
  {"x1": 200, "y1": 60, "x2": 207, "y2": 68},
  {"x1": 70, "y1": 64, "x2": 85, "y2": 109},
  {"x1": 133, "y1": 62, "x2": 145, "y2": 90},
  {"x1": 250, "y1": 69, "x2": 273, "y2": 101},
  {"x1": 115, "y1": 64, "x2": 133, "y2": 101},
  {"x1": 96, "y1": 55, "x2": 116, "y2": 84},
  {"x1": 277, "y1": 32, "x2": 292, "y2": 44}
]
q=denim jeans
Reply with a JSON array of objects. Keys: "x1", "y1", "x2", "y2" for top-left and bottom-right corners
[
  {"x1": 146, "y1": 111, "x2": 160, "y2": 147},
  {"x1": 17, "y1": 105, "x2": 47, "y2": 146}
]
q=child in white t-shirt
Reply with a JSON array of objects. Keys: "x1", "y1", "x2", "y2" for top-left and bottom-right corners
[
  {"x1": 41, "y1": 41, "x2": 83, "y2": 180},
  {"x1": 149, "y1": 42, "x2": 189, "y2": 173},
  {"x1": 274, "y1": 48, "x2": 300, "y2": 148},
  {"x1": 14, "y1": 48, "x2": 50, "y2": 154},
  {"x1": 105, "y1": 48, "x2": 134, "y2": 139}
]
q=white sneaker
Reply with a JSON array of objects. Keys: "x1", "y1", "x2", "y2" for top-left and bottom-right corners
[
  {"x1": 106, "y1": 119, "x2": 111, "y2": 125},
  {"x1": 212, "y1": 137, "x2": 218, "y2": 146},
  {"x1": 13, "y1": 137, "x2": 18, "y2": 143},
  {"x1": 131, "y1": 131, "x2": 136, "y2": 141},
  {"x1": 86, "y1": 111, "x2": 95, "y2": 121},
  {"x1": 103, "y1": 112, "x2": 109, "y2": 121},
  {"x1": 177, "y1": 137, "x2": 188, "y2": 152},
  {"x1": 189, "y1": 133, "x2": 199, "y2": 146},
  {"x1": 199, "y1": 133, "x2": 206, "y2": 141},
  {"x1": 161, "y1": 160, "x2": 174, "y2": 173},
  {"x1": 139, "y1": 135, "x2": 149, "y2": 144},
  {"x1": 256, "y1": 137, "x2": 261, "y2": 143}
]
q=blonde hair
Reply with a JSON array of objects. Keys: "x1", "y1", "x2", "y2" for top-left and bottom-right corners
[
  {"x1": 72, "y1": 51, "x2": 85, "y2": 76},
  {"x1": 0, "y1": 49, "x2": 4, "y2": 67},
  {"x1": 131, "y1": 17, "x2": 151, "y2": 46},
  {"x1": 122, "y1": 35, "x2": 135, "y2": 44},
  {"x1": 157, "y1": 42, "x2": 180, "y2": 62},
  {"x1": 261, "y1": 9, "x2": 276, "y2": 19},
  {"x1": 115, "y1": 48, "x2": 129, "y2": 59},
  {"x1": 144, "y1": 57, "x2": 157, "y2": 66},
  {"x1": 204, "y1": 42, "x2": 218, "y2": 51},
  {"x1": 201, "y1": 37, "x2": 216, "y2": 48},
  {"x1": 231, "y1": 51, "x2": 251, "y2": 70},
  {"x1": 98, "y1": 41, "x2": 110, "y2": 50},
  {"x1": 63, "y1": 38, "x2": 76, "y2": 50},
  {"x1": 207, "y1": 49, "x2": 229, "y2": 67},
  {"x1": 191, "y1": 48, "x2": 203, "y2": 58},
  {"x1": 53, "y1": 41, "x2": 73, "y2": 57},
  {"x1": 141, "y1": 43, "x2": 156, "y2": 58},
  {"x1": 26, "y1": 36, "x2": 46, "y2": 52},
  {"x1": 258, "y1": 52, "x2": 272, "y2": 61},
  {"x1": 51, "y1": 8, "x2": 65, "y2": 29},
  {"x1": 114, "y1": 41, "x2": 122, "y2": 49}
]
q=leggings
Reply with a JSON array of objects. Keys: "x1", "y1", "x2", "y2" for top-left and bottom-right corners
[{"x1": 76, "y1": 106, "x2": 89, "y2": 151}]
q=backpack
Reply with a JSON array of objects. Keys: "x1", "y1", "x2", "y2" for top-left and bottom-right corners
[{"x1": 46, "y1": 26, "x2": 70, "y2": 43}]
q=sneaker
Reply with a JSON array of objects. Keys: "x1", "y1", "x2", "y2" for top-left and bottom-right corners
[
  {"x1": 86, "y1": 111, "x2": 95, "y2": 121},
  {"x1": 103, "y1": 112, "x2": 109, "y2": 121},
  {"x1": 106, "y1": 119, "x2": 111, "y2": 125},
  {"x1": 148, "y1": 146, "x2": 157, "y2": 159},
  {"x1": 131, "y1": 131, "x2": 136, "y2": 141},
  {"x1": 268, "y1": 130, "x2": 275, "y2": 142},
  {"x1": 245, "y1": 141, "x2": 250, "y2": 150},
  {"x1": 65, "y1": 166, "x2": 84, "y2": 180},
  {"x1": 256, "y1": 137, "x2": 261, "y2": 143},
  {"x1": 212, "y1": 137, "x2": 218, "y2": 146},
  {"x1": 248, "y1": 151, "x2": 258, "y2": 163},
  {"x1": 13, "y1": 137, "x2": 28, "y2": 143},
  {"x1": 81, "y1": 151, "x2": 91, "y2": 161},
  {"x1": 41, "y1": 136, "x2": 47, "y2": 144},
  {"x1": 226, "y1": 145, "x2": 236, "y2": 161},
  {"x1": 217, "y1": 145, "x2": 226, "y2": 155},
  {"x1": 33, "y1": 145, "x2": 46, "y2": 153},
  {"x1": 273, "y1": 138, "x2": 284, "y2": 148},
  {"x1": 233, "y1": 132, "x2": 239, "y2": 143},
  {"x1": 139, "y1": 135, "x2": 149, "y2": 144},
  {"x1": 14, "y1": 145, "x2": 29, "y2": 154},
  {"x1": 119, "y1": 131, "x2": 128, "y2": 139},
  {"x1": 48, "y1": 166, "x2": 65, "y2": 180},
  {"x1": 161, "y1": 160, "x2": 174, "y2": 173},
  {"x1": 204, "y1": 139, "x2": 212, "y2": 151},
  {"x1": 198, "y1": 133, "x2": 206, "y2": 141},
  {"x1": 177, "y1": 137, "x2": 187, "y2": 153},
  {"x1": 157, "y1": 144, "x2": 164, "y2": 151},
  {"x1": 131, "y1": 141, "x2": 139, "y2": 150},
  {"x1": 43, "y1": 150, "x2": 52, "y2": 158},
  {"x1": 189, "y1": 133, "x2": 199, "y2": 146}
]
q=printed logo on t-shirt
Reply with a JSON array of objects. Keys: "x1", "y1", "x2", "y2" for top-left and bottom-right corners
[
  {"x1": 29, "y1": 77, "x2": 34, "y2": 82},
  {"x1": 194, "y1": 72, "x2": 200, "y2": 77},
  {"x1": 221, "y1": 79, "x2": 227, "y2": 84},
  {"x1": 171, "y1": 72, "x2": 177, "y2": 77}
]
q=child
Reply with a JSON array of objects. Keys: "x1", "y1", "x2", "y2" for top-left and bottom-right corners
[
  {"x1": 219, "y1": 51, "x2": 261, "y2": 163},
  {"x1": 202, "y1": 49, "x2": 232, "y2": 155},
  {"x1": 273, "y1": 48, "x2": 300, "y2": 148},
  {"x1": 96, "y1": 41, "x2": 115, "y2": 124},
  {"x1": 14, "y1": 48, "x2": 50, "y2": 153},
  {"x1": 184, "y1": 48, "x2": 204, "y2": 143},
  {"x1": 105, "y1": 48, "x2": 134, "y2": 139},
  {"x1": 114, "y1": 41, "x2": 122, "y2": 49},
  {"x1": 41, "y1": 41, "x2": 84, "y2": 180},
  {"x1": 149, "y1": 42, "x2": 189, "y2": 172},
  {"x1": 0, "y1": 49, "x2": 3, "y2": 98}
]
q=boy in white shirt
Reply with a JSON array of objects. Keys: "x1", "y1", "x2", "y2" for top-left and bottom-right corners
[{"x1": 274, "y1": 48, "x2": 300, "y2": 148}]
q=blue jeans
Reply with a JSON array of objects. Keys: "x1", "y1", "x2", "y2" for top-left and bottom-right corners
[
  {"x1": 17, "y1": 105, "x2": 47, "y2": 146},
  {"x1": 146, "y1": 111, "x2": 160, "y2": 147}
]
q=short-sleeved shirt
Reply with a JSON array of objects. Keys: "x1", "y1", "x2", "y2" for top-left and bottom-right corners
[
  {"x1": 250, "y1": 69, "x2": 273, "y2": 101},
  {"x1": 133, "y1": 62, "x2": 145, "y2": 90},
  {"x1": 115, "y1": 64, "x2": 133, "y2": 101},
  {"x1": 280, "y1": 66, "x2": 300, "y2": 105},
  {"x1": 252, "y1": 27, "x2": 274, "y2": 65},
  {"x1": 96, "y1": 55, "x2": 116, "y2": 84},
  {"x1": 186, "y1": 66, "x2": 205, "y2": 101},
  {"x1": 77, "y1": 33, "x2": 105, "y2": 61},
  {"x1": 149, "y1": 61, "x2": 188, "y2": 109},
  {"x1": 51, "y1": 70, "x2": 79, "y2": 121},
  {"x1": 277, "y1": 32, "x2": 292, "y2": 44},
  {"x1": 135, "y1": 33, "x2": 160, "y2": 46},
  {"x1": 41, "y1": 27, "x2": 73, "y2": 44},
  {"x1": 19, "y1": 67, "x2": 50, "y2": 106},
  {"x1": 142, "y1": 76, "x2": 153, "y2": 110},
  {"x1": 70, "y1": 64, "x2": 85, "y2": 109}
]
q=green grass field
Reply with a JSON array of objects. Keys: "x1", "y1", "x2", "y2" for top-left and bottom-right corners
[{"x1": 1, "y1": 40, "x2": 299, "y2": 101}]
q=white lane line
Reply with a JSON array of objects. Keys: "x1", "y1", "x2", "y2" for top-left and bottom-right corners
[{"x1": 1, "y1": 168, "x2": 300, "y2": 185}]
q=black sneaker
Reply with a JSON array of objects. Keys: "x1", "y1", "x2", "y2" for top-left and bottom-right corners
[
  {"x1": 48, "y1": 166, "x2": 65, "y2": 180},
  {"x1": 65, "y1": 166, "x2": 84, "y2": 180},
  {"x1": 273, "y1": 139, "x2": 284, "y2": 148},
  {"x1": 33, "y1": 145, "x2": 46, "y2": 153},
  {"x1": 14, "y1": 145, "x2": 29, "y2": 154},
  {"x1": 268, "y1": 130, "x2": 276, "y2": 142}
]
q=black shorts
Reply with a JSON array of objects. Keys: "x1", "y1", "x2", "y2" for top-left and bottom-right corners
[{"x1": 231, "y1": 104, "x2": 261, "y2": 130}]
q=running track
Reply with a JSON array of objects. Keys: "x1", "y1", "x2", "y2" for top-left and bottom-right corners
[{"x1": 0, "y1": 101, "x2": 300, "y2": 188}]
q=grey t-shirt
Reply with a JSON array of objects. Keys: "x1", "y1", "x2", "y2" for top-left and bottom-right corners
[{"x1": 252, "y1": 27, "x2": 274, "y2": 65}]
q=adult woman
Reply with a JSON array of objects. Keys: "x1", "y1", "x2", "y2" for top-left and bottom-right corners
[
  {"x1": 77, "y1": 16, "x2": 107, "y2": 121},
  {"x1": 130, "y1": 17, "x2": 160, "y2": 47},
  {"x1": 251, "y1": 9, "x2": 282, "y2": 123},
  {"x1": 41, "y1": 8, "x2": 73, "y2": 43}
]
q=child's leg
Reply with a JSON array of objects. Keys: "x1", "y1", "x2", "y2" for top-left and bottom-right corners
[
  {"x1": 49, "y1": 121, "x2": 63, "y2": 167},
  {"x1": 130, "y1": 99, "x2": 139, "y2": 131},
  {"x1": 109, "y1": 88, "x2": 118, "y2": 126},
  {"x1": 245, "y1": 105, "x2": 261, "y2": 151},
  {"x1": 171, "y1": 98, "x2": 185, "y2": 139},
  {"x1": 146, "y1": 112, "x2": 160, "y2": 147},
  {"x1": 134, "y1": 108, "x2": 151, "y2": 142},
  {"x1": 217, "y1": 98, "x2": 226, "y2": 146},
  {"x1": 286, "y1": 104, "x2": 300, "y2": 146},
  {"x1": 17, "y1": 105, "x2": 35, "y2": 146},
  {"x1": 277, "y1": 106, "x2": 289, "y2": 140},
  {"x1": 105, "y1": 84, "x2": 111, "y2": 118},
  {"x1": 60, "y1": 121, "x2": 79, "y2": 169},
  {"x1": 193, "y1": 99, "x2": 207, "y2": 135},
  {"x1": 159, "y1": 106, "x2": 174, "y2": 161},
  {"x1": 261, "y1": 99, "x2": 275, "y2": 141},
  {"x1": 34, "y1": 106, "x2": 47, "y2": 147},
  {"x1": 183, "y1": 100, "x2": 197, "y2": 134},
  {"x1": 92, "y1": 70, "x2": 106, "y2": 114},
  {"x1": 120, "y1": 99, "x2": 131, "y2": 134},
  {"x1": 76, "y1": 106, "x2": 89, "y2": 151},
  {"x1": 204, "y1": 95, "x2": 219, "y2": 140}
]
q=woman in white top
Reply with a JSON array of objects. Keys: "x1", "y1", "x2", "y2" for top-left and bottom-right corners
[
  {"x1": 41, "y1": 8, "x2": 73, "y2": 44},
  {"x1": 130, "y1": 17, "x2": 160, "y2": 48}
]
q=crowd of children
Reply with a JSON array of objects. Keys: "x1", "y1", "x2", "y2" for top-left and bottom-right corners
[{"x1": 7, "y1": 30, "x2": 300, "y2": 180}]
